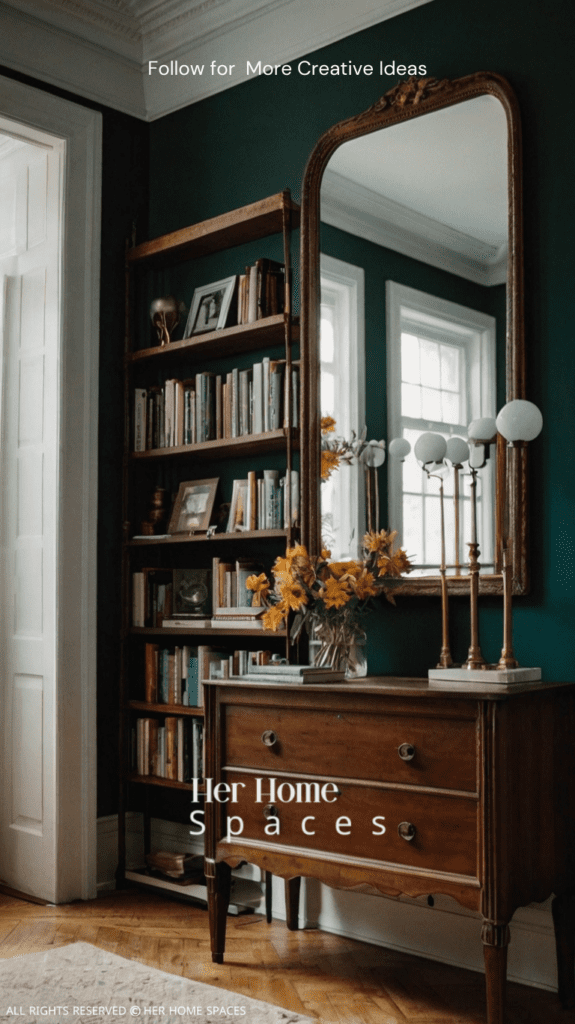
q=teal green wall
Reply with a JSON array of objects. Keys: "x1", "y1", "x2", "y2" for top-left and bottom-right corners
[{"x1": 149, "y1": 0, "x2": 574, "y2": 681}]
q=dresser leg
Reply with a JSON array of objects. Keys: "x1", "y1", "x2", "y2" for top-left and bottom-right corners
[
  {"x1": 552, "y1": 892, "x2": 575, "y2": 1008},
  {"x1": 206, "y1": 862, "x2": 231, "y2": 964},
  {"x1": 265, "y1": 870, "x2": 273, "y2": 923},
  {"x1": 285, "y1": 876, "x2": 301, "y2": 930},
  {"x1": 481, "y1": 921, "x2": 510, "y2": 1024}
]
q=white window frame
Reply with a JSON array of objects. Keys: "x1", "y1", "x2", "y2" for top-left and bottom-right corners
[
  {"x1": 320, "y1": 254, "x2": 365, "y2": 559},
  {"x1": 386, "y1": 281, "x2": 496, "y2": 571}
]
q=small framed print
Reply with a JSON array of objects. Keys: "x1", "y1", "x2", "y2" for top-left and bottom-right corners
[
  {"x1": 172, "y1": 568, "x2": 211, "y2": 618},
  {"x1": 184, "y1": 276, "x2": 236, "y2": 337},
  {"x1": 168, "y1": 478, "x2": 219, "y2": 535},
  {"x1": 226, "y1": 478, "x2": 249, "y2": 532}
]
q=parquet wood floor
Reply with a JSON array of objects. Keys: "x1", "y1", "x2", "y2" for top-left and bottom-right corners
[{"x1": 0, "y1": 889, "x2": 565, "y2": 1023}]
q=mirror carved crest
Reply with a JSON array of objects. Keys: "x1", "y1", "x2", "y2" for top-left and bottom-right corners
[{"x1": 300, "y1": 72, "x2": 528, "y2": 596}]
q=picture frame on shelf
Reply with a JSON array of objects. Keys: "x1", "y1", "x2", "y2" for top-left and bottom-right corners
[
  {"x1": 168, "y1": 478, "x2": 219, "y2": 535},
  {"x1": 172, "y1": 568, "x2": 212, "y2": 618},
  {"x1": 185, "y1": 276, "x2": 237, "y2": 336},
  {"x1": 226, "y1": 478, "x2": 249, "y2": 533}
]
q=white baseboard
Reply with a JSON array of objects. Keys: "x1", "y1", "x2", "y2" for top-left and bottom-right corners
[
  {"x1": 309, "y1": 884, "x2": 558, "y2": 993},
  {"x1": 97, "y1": 818, "x2": 558, "y2": 991}
]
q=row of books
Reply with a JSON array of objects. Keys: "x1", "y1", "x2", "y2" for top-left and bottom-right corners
[
  {"x1": 133, "y1": 715, "x2": 203, "y2": 782},
  {"x1": 144, "y1": 642, "x2": 203, "y2": 706},
  {"x1": 142, "y1": 643, "x2": 276, "y2": 707},
  {"x1": 237, "y1": 258, "x2": 286, "y2": 324},
  {"x1": 133, "y1": 360, "x2": 299, "y2": 451},
  {"x1": 132, "y1": 560, "x2": 260, "y2": 629},
  {"x1": 227, "y1": 469, "x2": 299, "y2": 532}
]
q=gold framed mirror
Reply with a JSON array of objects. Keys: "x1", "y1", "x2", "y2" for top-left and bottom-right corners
[{"x1": 300, "y1": 73, "x2": 528, "y2": 596}]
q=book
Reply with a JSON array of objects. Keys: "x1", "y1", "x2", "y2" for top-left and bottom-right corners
[
  {"x1": 247, "y1": 664, "x2": 346, "y2": 682},
  {"x1": 134, "y1": 388, "x2": 147, "y2": 451},
  {"x1": 238, "y1": 670, "x2": 347, "y2": 684},
  {"x1": 144, "y1": 643, "x2": 159, "y2": 702},
  {"x1": 161, "y1": 618, "x2": 212, "y2": 628},
  {"x1": 211, "y1": 618, "x2": 264, "y2": 630}
]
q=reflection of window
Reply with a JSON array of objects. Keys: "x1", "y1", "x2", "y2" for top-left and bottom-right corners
[
  {"x1": 320, "y1": 255, "x2": 365, "y2": 559},
  {"x1": 386, "y1": 282, "x2": 496, "y2": 573}
]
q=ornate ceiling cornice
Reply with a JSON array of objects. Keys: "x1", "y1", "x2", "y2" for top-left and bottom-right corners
[{"x1": 0, "y1": 0, "x2": 435, "y2": 120}]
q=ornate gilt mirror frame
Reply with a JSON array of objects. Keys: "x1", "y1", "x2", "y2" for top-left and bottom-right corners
[{"x1": 300, "y1": 72, "x2": 528, "y2": 596}]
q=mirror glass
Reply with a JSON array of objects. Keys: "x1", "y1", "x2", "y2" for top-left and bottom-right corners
[{"x1": 319, "y1": 95, "x2": 508, "y2": 578}]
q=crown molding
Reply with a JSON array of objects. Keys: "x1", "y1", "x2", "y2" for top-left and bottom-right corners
[
  {"x1": 0, "y1": 0, "x2": 434, "y2": 121},
  {"x1": 321, "y1": 169, "x2": 508, "y2": 287}
]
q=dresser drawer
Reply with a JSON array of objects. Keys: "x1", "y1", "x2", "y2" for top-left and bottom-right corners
[
  {"x1": 224, "y1": 704, "x2": 478, "y2": 792},
  {"x1": 221, "y1": 770, "x2": 478, "y2": 877}
]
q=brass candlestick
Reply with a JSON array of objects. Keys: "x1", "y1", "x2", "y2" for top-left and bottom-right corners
[
  {"x1": 465, "y1": 466, "x2": 487, "y2": 669},
  {"x1": 424, "y1": 462, "x2": 453, "y2": 669},
  {"x1": 437, "y1": 475, "x2": 453, "y2": 668},
  {"x1": 497, "y1": 545, "x2": 519, "y2": 669},
  {"x1": 453, "y1": 465, "x2": 462, "y2": 575}
]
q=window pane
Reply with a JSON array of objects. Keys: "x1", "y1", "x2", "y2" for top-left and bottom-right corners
[
  {"x1": 403, "y1": 493, "x2": 423, "y2": 557},
  {"x1": 441, "y1": 390, "x2": 460, "y2": 424},
  {"x1": 440, "y1": 343, "x2": 460, "y2": 391},
  {"x1": 424, "y1": 494, "x2": 442, "y2": 565},
  {"x1": 401, "y1": 333, "x2": 420, "y2": 384},
  {"x1": 320, "y1": 317, "x2": 334, "y2": 362},
  {"x1": 421, "y1": 386, "x2": 442, "y2": 420},
  {"x1": 401, "y1": 382, "x2": 421, "y2": 418},
  {"x1": 321, "y1": 372, "x2": 334, "y2": 415},
  {"x1": 420, "y1": 337, "x2": 441, "y2": 388}
]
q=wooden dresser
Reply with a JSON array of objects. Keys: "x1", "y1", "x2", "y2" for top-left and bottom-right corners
[{"x1": 203, "y1": 677, "x2": 575, "y2": 1024}]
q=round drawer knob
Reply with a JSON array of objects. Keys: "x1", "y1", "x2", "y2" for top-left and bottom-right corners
[
  {"x1": 263, "y1": 804, "x2": 278, "y2": 819},
  {"x1": 398, "y1": 743, "x2": 415, "y2": 761},
  {"x1": 261, "y1": 730, "x2": 277, "y2": 747},
  {"x1": 398, "y1": 821, "x2": 416, "y2": 842}
]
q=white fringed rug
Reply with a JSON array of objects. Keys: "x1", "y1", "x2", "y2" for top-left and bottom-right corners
[{"x1": 0, "y1": 943, "x2": 314, "y2": 1024}]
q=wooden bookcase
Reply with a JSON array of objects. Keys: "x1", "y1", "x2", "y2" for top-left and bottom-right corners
[{"x1": 117, "y1": 191, "x2": 301, "y2": 900}]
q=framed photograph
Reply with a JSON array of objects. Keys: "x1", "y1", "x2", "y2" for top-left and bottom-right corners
[
  {"x1": 172, "y1": 568, "x2": 211, "y2": 618},
  {"x1": 168, "y1": 478, "x2": 219, "y2": 535},
  {"x1": 226, "y1": 478, "x2": 249, "y2": 533},
  {"x1": 185, "y1": 276, "x2": 236, "y2": 336}
]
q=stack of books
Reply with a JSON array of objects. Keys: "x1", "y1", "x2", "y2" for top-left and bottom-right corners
[{"x1": 238, "y1": 663, "x2": 347, "y2": 684}]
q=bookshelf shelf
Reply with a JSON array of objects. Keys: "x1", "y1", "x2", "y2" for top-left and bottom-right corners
[
  {"x1": 129, "y1": 774, "x2": 204, "y2": 792},
  {"x1": 128, "y1": 529, "x2": 289, "y2": 546},
  {"x1": 130, "y1": 626, "x2": 286, "y2": 638},
  {"x1": 128, "y1": 700, "x2": 205, "y2": 716},
  {"x1": 127, "y1": 192, "x2": 300, "y2": 266},
  {"x1": 129, "y1": 315, "x2": 299, "y2": 364},
  {"x1": 119, "y1": 189, "x2": 300, "y2": 903},
  {"x1": 131, "y1": 428, "x2": 298, "y2": 462}
]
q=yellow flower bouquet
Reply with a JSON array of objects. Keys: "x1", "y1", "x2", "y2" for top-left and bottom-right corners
[{"x1": 246, "y1": 531, "x2": 411, "y2": 675}]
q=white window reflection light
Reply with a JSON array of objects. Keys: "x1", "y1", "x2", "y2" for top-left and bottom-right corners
[{"x1": 387, "y1": 282, "x2": 496, "y2": 574}]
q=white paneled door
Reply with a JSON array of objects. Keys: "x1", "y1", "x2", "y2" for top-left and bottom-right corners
[{"x1": 0, "y1": 131, "x2": 63, "y2": 900}]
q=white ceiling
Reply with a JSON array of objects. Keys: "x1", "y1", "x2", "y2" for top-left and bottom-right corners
[
  {"x1": 0, "y1": 0, "x2": 435, "y2": 120},
  {"x1": 322, "y1": 95, "x2": 509, "y2": 285}
]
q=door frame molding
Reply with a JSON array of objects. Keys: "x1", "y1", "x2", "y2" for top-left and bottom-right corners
[{"x1": 0, "y1": 75, "x2": 101, "y2": 900}]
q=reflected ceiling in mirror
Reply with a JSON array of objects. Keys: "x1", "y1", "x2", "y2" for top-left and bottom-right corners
[
  {"x1": 301, "y1": 75, "x2": 528, "y2": 596},
  {"x1": 322, "y1": 95, "x2": 508, "y2": 286}
]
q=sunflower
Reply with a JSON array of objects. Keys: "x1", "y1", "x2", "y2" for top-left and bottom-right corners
[
  {"x1": 364, "y1": 529, "x2": 398, "y2": 553},
  {"x1": 377, "y1": 548, "x2": 411, "y2": 577},
  {"x1": 353, "y1": 569, "x2": 378, "y2": 600},
  {"x1": 245, "y1": 573, "x2": 270, "y2": 606},
  {"x1": 321, "y1": 416, "x2": 336, "y2": 434},
  {"x1": 262, "y1": 602, "x2": 287, "y2": 632},
  {"x1": 322, "y1": 576, "x2": 352, "y2": 609},
  {"x1": 329, "y1": 560, "x2": 363, "y2": 580},
  {"x1": 279, "y1": 579, "x2": 308, "y2": 612},
  {"x1": 321, "y1": 450, "x2": 341, "y2": 480}
]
